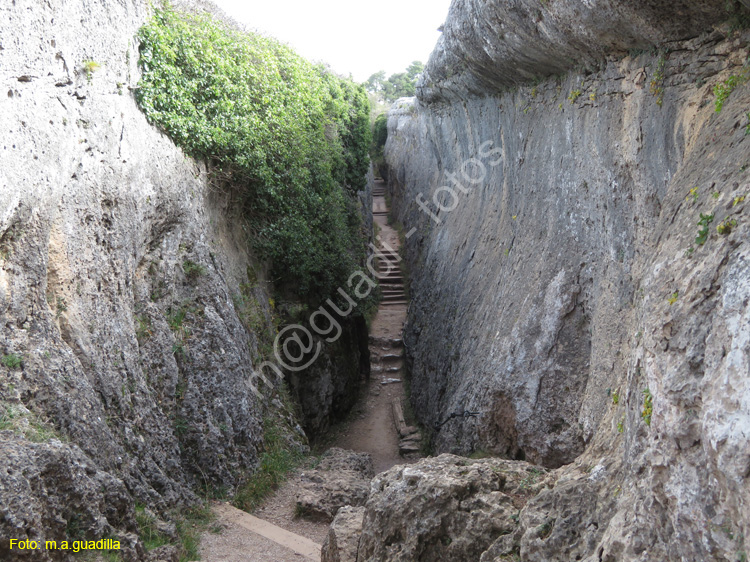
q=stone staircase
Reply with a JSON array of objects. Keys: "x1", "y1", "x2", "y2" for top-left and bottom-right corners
[
  {"x1": 368, "y1": 336, "x2": 422, "y2": 459},
  {"x1": 376, "y1": 247, "x2": 407, "y2": 307},
  {"x1": 372, "y1": 183, "x2": 388, "y2": 218}
]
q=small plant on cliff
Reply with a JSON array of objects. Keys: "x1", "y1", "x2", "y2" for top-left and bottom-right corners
[
  {"x1": 0, "y1": 404, "x2": 57, "y2": 442},
  {"x1": 1, "y1": 353, "x2": 23, "y2": 369},
  {"x1": 695, "y1": 213, "x2": 715, "y2": 245},
  {"x1": 135, "y1": 314, "x2": 153, "y2": 343},
  {"x1": 686, "y1": 187, "x2": 699, "y2": 203},
  {"x1": 55, "y1": 296, "x2": 67, "y2": 319},
  {"x1": 519, "y1": 467, "x2": 545, "y2": 490},
  {"x1": 717, "y1": 218, "x2": 738, "y2": 235},
  {"x1": 668, "y1": 291, "x2": 679, "y2": 305},
  {"x1": 714, "y1": 71, "x2": 749, "y2": 112},
  {"x1": 641, "y1": 388, "x2": 653, "y2": 426},
  {"x1": 182, "y1": 259, "x2": 206, "y2": 281},
  {"x1": 81, "y1": 60, "x2": 101, "y2": 83},
  {"x1": 650, "y1": 54, "x2": 667, "y2": 106},
  {"x1": 568, "y1": 89, "x2": 582, "y2": 104},
  {"x1": 538, "y1": 520, "x2": 555, "y2": 539}
]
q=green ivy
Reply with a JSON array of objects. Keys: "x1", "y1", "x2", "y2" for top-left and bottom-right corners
[{"x1": 136, "y1": 6, "x2": 371, "y2": 304}]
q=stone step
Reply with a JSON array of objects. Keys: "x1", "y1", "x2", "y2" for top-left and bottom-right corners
[
  {"x1": 371, "y1": 354, "x2": 403, "y2": 365},
  {"x1": 399, "y1": 440, "x2": 421, "y2": 455},
  {"x1": 382, "y1": 301, "x2": 408, "y2": 306},
  {"x1": 401, "y1": 426, "x2": 420, "y2": 439},
  {"x1": 369, "y1": 335, "x2": 402, "y2": 343},
  {"x1": 212, "y1": 503, "x2": 321, "y2": 561},
  {"x1": 369, "y1": 336, "x2": 403, "y2": 347},
  {"x1": 371, "y1": 355, "x2": 404, "y2": 366}
]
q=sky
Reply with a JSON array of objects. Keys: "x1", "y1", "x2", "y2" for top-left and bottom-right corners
[{"x1": 211, "y1": 0, "x2": 454, "y2": 83}]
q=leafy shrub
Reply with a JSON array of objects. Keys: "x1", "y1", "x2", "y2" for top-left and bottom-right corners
[
  {"x1": 372, "y1": 113, "x2": 388, "y2": 156},
  {"x1": 370, "y1": 113, "x2": 388, "y2": 176},
  {"x1": 136, "y1": 6, "x2": 371, "y2": 304}
]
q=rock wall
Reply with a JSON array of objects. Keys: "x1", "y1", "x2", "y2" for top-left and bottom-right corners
[
  {"x1": 0, "y1": 0, "x2": 367, "y2": 557},
  {"x1": 386, "y1": 1, "x2": 750, "y2": 559}
]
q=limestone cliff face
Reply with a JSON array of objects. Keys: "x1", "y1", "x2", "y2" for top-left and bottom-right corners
[
  {"x1": 0, "y1": 0, "x2": 367, "y2": 557},
  {"x1": 386, "y1": 0, "x2": 750, "y2": 559}
]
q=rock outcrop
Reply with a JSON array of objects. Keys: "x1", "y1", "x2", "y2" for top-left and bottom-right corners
[
  {"x1": 320, "y1": 506, "x2": 365, "y2": 562},
  {"x1": 420, "y1": 0, "x2": 737, "y2": 103},
  {"x1": 385, "y1": 1, "x2": 750, "y2": 560},
  {"x1": 288, "y1": 315, "x2": 371, "y2": 439},
  {"x1": 356, "y1": 454, "x2": 549, "y2": 561},
  {"x1": 295, "y1": 448, "x2": 374, "y2": 522},
  {"x1": 0, "y1": 0, "x2": 369, "y2": 557}
]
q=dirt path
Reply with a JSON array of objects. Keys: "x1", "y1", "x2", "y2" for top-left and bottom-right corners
[
  {"x1": 322, "y1": 180, "x2": 412, "y2": 473},
  {"x1": 198, "y1": 179, "x2": 413, "y2": 560}
]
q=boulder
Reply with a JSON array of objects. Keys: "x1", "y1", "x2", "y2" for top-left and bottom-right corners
[
  {"x1": 296, "y1": 448, "x2": 374, "y2": 523},
  {"x1": 357, "y1": 454, "x2": 550, "y2": 561},
  {"x1": 320, "y1": 506, "x2": 365, "y2": 562}
]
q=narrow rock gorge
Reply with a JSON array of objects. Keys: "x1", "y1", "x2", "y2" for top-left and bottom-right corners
[
  {"x1": 380, "y1": 0, "x2": 750, "y2": 560},
  {"x1": 1, "y1": 0, "x2": 749, "y2": 561}
]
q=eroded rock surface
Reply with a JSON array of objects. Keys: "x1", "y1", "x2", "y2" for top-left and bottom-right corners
[
  {"x1": 386, "y1": 2, "x2": 750, "y2": 560},
  {"x1": 356, "y1": 454, "x2": 549, "y2": 561},
  {"x1": 296, "y1": 448, "x2": 374, "y2": 523},
  {"x1": 0, "y1": 0, "x2": 368, "y2": 557},
  {"x1": 320, "y1": 506, "x2": 365, "y2": 562},
  {"x1": 420, "y1": 0, "x2": 734, "y2": 103}
]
